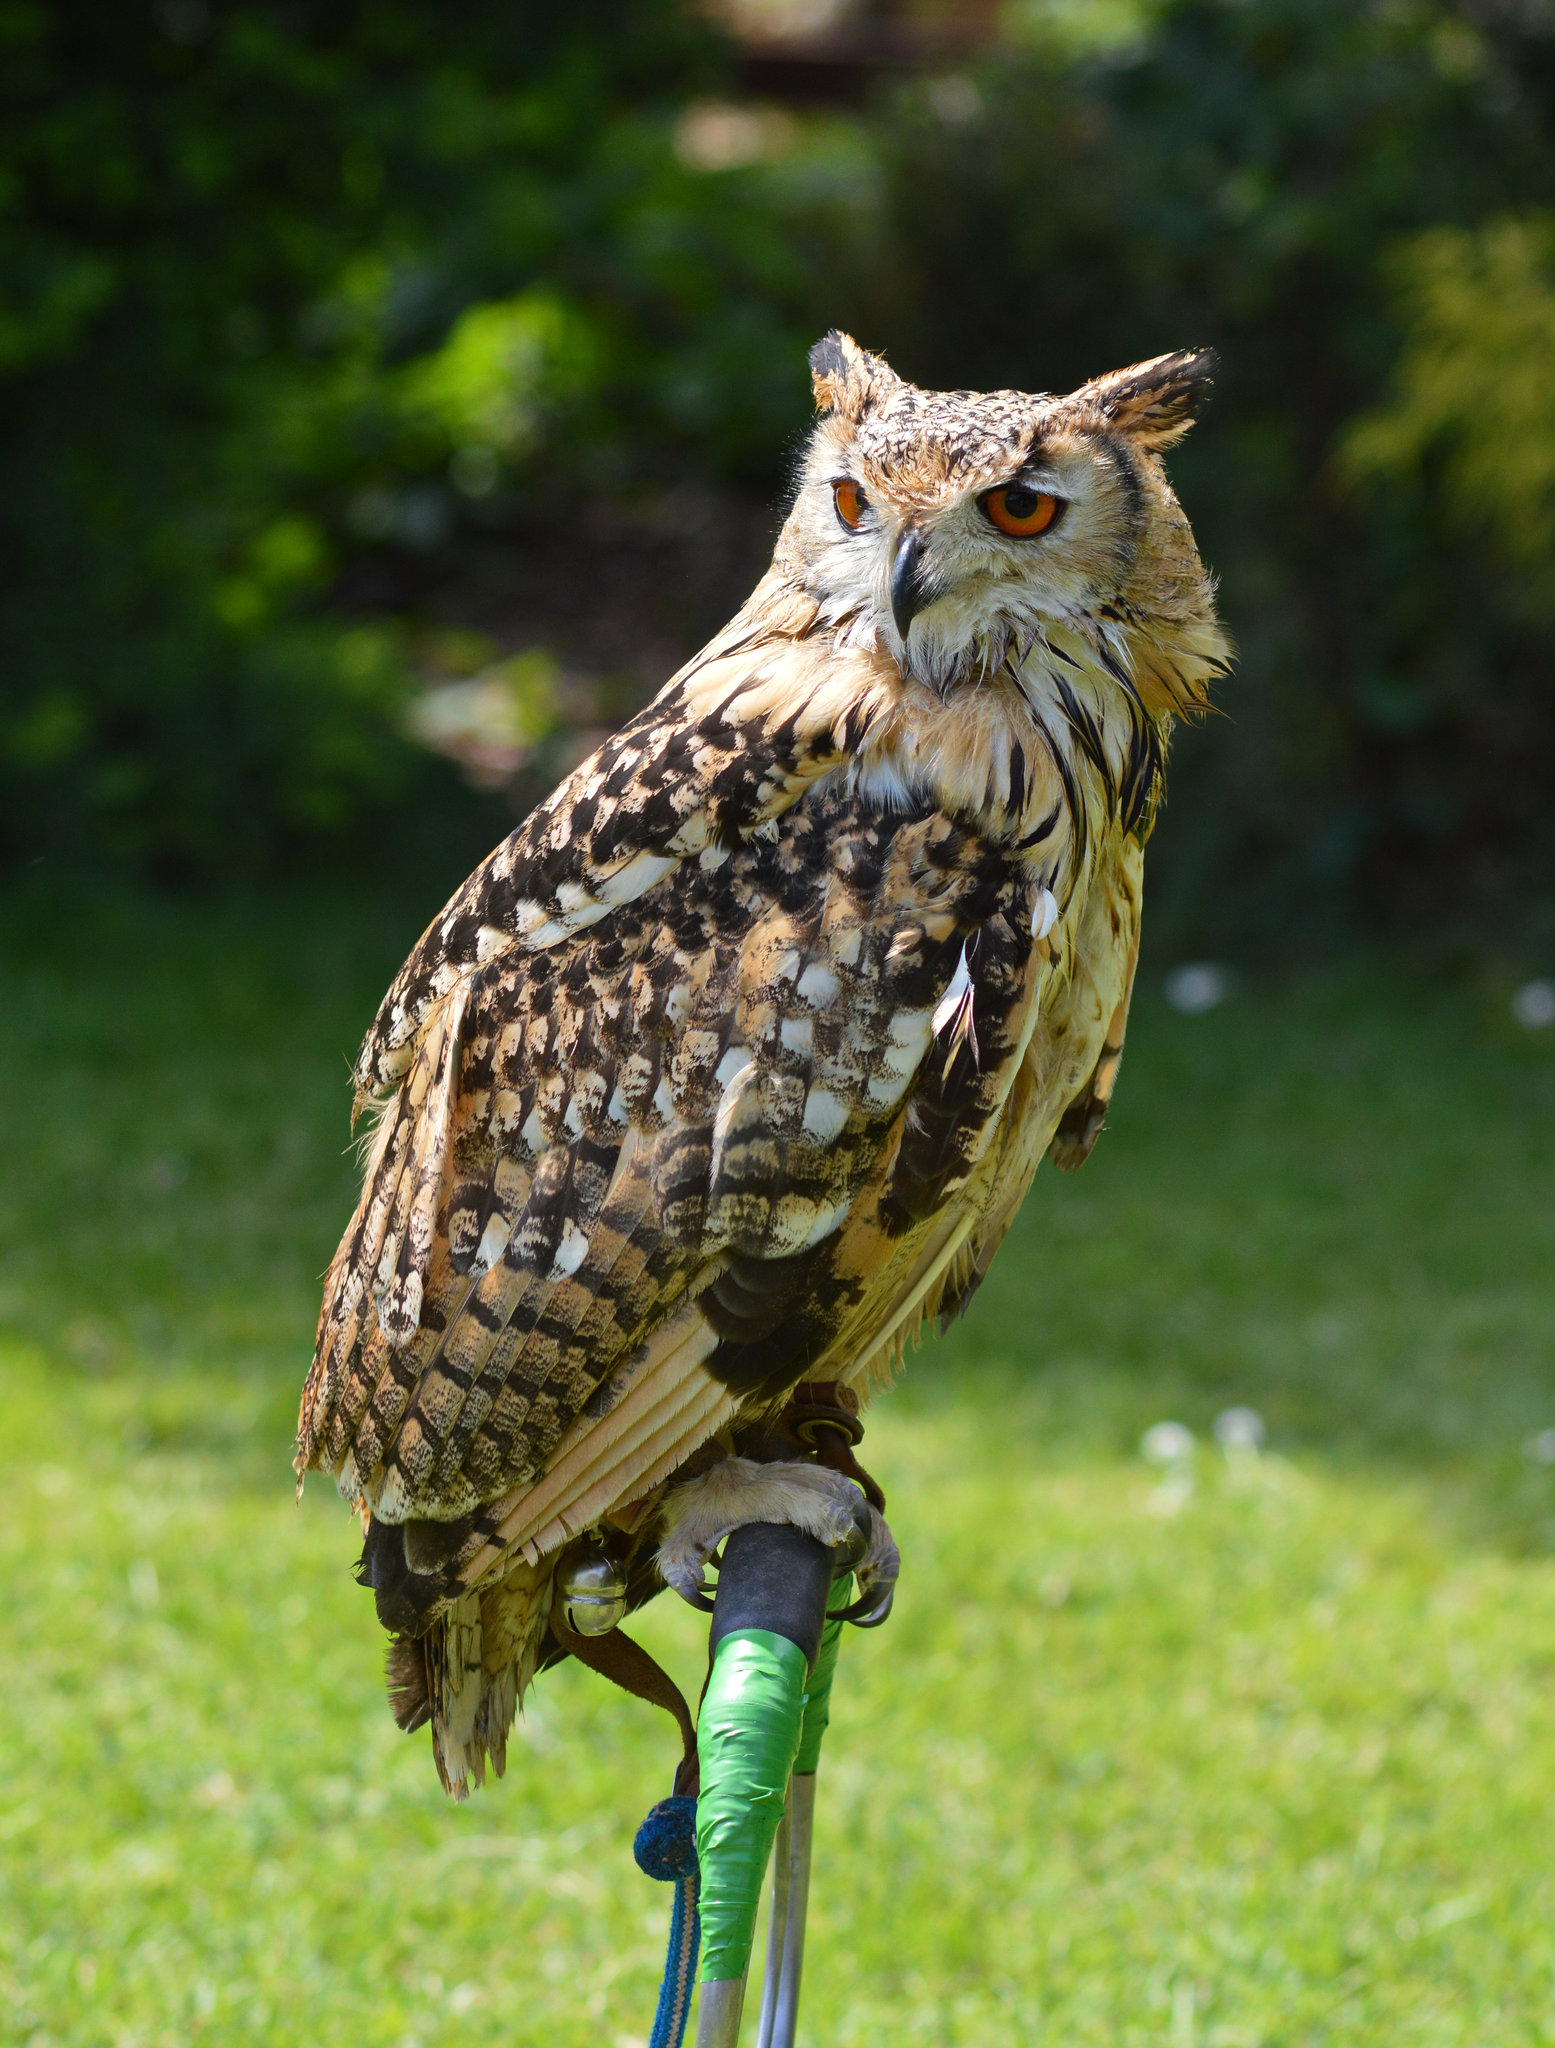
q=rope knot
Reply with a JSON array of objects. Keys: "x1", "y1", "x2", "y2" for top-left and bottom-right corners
[{"x1": 633, "y1": 1795, "x2": 699, "y2": 1884}]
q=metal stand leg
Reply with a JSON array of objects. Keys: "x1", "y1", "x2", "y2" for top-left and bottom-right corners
[
  {"x1": 695, "y1": 1974, "x2": 748, "y2": 2048},
  {"x1": 754, "y1": 1800, "x2": 792, "y2": 2048},
  {"x1": 692, "y1": 1521, "x2": 833, "y2": 2048},
  {"x1": 755, "y1": 1774, "x2": 815, "y2": 2048}
]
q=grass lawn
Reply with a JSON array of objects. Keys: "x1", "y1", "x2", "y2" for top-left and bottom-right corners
[{"x1": 4, "y1": 881, "x2": 1555, "y2": 2047}]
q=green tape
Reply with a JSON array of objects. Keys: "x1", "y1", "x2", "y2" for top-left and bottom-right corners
[
  {"x1": 695, "y1": 1629, "x2": 808, "y2": 1983},
  {"x1": 793, "y1": 1574, "x2": 851, "y2": 1776}
]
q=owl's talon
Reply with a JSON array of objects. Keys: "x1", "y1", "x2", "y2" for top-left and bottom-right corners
[
  {"x1": 845, "y1": 1585, "x2": 893, "y2": 1628},
  {"x1": 656, "y1": 1456, "x2": 873, "y2": 1609},
  {"x1": 835, "y1": 1504, "x2": 898, "y2": 1625}
]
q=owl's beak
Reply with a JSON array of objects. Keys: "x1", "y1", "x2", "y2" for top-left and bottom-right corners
[{"x1": 890, "y1": 524, "x2": 933, "y2": 641}]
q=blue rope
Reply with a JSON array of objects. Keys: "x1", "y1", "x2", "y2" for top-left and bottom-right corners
[{"x1": 634, "y1": 1795, "x2": 700, "y2": 2048}]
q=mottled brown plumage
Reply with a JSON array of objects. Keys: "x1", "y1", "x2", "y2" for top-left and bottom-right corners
[{"x1": 296, "y1": 332, "x2": 1231, "y2": 1793}]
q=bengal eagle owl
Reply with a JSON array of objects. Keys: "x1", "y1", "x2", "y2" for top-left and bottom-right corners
[{"x1": 296, "y1": 333, "x2": 1232, "y2": 1792}]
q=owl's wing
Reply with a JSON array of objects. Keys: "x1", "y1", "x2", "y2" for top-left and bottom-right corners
[
  {"x1": 917, "y1": 833, "x2": 1144, "y2": 1353},
  {"x1": 298, "y1": 781, "x2": 1040, "y2": 1632},
  {"x1": 1046, "y1": 838, "x2": 1142, "y2": 1171},
  {"x1": 351, "y1": 582, "x2": 892, "y2": 1105}
]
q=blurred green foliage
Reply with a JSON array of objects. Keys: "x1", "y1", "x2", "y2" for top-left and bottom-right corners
[
  {"x1": 856, "y1": 0, "x2": 1555, "y2": 947},
  {"x1": 7, "y1": 0, "x2": 1555, "y2": 941},
  {"x1": 1346, "y1": 214, "x2": 1555, "y2": 601},
  {"x1": 0, "y1": 0, "x2": 837, "y2": 875}
]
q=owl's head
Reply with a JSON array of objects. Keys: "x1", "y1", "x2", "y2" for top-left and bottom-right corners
[{"x1": 782, "y1": 331, "x2": 1222, "y2": 705}]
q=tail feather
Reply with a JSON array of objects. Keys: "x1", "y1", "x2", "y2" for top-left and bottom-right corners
[
  {"x1": 386, "y1": 1636, "x2": 431, "y2": 1732},
  {"x1": 409, "y1": 1563, "x2": 554, "y2": 1797},
  {"x1": 357, "y1": 1510, "x2": 480, "y2": 1637}
]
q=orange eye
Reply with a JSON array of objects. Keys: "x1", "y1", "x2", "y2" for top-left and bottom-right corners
[
  {"x1": 833, "y1": 479, "x2": 867, "y2": 529},
  {"x1": 982, "y1": 484, "x2": 1063, "y2": 537}
]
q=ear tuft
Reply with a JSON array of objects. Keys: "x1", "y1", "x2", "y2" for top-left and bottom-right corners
[
  {"x1": 808, "y1": 330, "x2": 897, "y2": 421},
  {"x1": 807, "y1": 331, "x2": 853, "y2": 402},
  {"x1": 1073, "y1": 349, "x2": 1219, "y2": 449}
]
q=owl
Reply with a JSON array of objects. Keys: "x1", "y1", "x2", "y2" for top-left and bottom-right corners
[{"x1": 295, "y1": 333, "x2": 1232, "y2": 1794}]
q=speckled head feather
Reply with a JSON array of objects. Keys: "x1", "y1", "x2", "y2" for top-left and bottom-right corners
[
  {"x1": 785, "y1": 329, "x2": 1227, "y2": 704},
  {"x1": 805, "y1": 327, "x2": 1215, "y2": 487},
  {"x1": 297, "y1": 332, "x2": 1232, "y2": 1795}
]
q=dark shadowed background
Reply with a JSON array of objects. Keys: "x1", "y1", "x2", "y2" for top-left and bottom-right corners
[{"x1": 8, "y1": 0, "x2": 1555, "y2": 956}]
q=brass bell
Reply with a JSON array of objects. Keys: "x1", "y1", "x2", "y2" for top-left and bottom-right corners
[{"x1": 559, "y1": 1550, "x2": 627, "y2": 1637}]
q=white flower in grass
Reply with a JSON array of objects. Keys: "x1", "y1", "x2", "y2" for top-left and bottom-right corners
[
  {"x1": 1511, "y1": 980, "x2": 1555, "y2": 1030},
  {"x1": 1164, "y1": 962, "x2": 1235, "y2": 1014},
  {"x1": 1141, "y1": 1420, "x2": 1196, "y2": 1467},
  {"x1": 1141, "y1": 1421, "x2": 1197, "y2": 1515},
  {"x1": 1214, "y1": 1406, "x2": 1266, "y2": 1458}
]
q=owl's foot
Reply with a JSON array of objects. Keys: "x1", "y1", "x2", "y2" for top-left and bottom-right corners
[{"x1": 656, "y1": 1456, "x2": 874, "y2": 1609}]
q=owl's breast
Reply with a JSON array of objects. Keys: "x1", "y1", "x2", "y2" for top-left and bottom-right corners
[{"x1": 811, "y1": 825, "x2": 1144, "y2": 1399}]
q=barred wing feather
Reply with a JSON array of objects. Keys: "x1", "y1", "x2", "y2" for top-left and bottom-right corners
[{"x1": 297, "y1": 784, "x2": 1040, "y2": 1635}]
